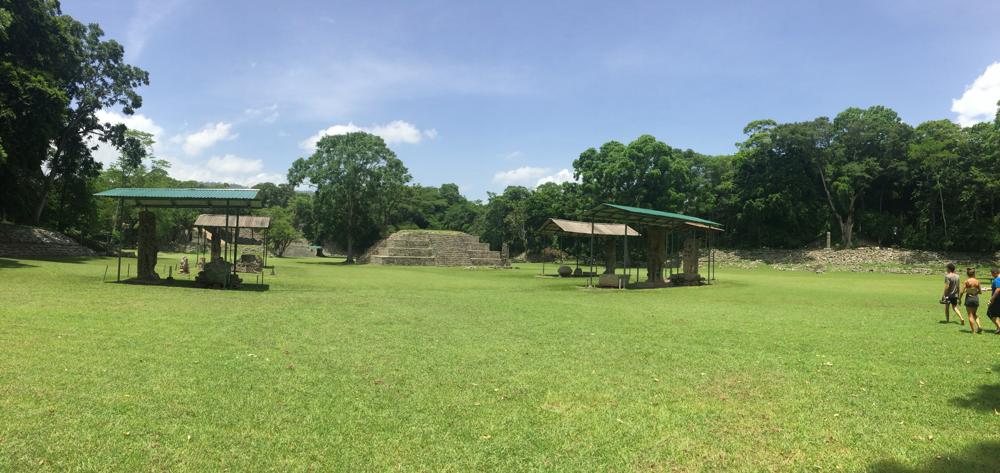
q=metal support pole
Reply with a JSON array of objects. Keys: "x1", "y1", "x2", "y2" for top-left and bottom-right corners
[
  {"x1": 623, "y1": 226, "x2": 629, "y2": 282},
  {"x1": 116, "y1": 197, "x2": 124, "y2": 281},
  {"x1": 575, "y1": 238, "x2": 580, "y2": 271},
  {"x1": 223, "y1": 204, "x2": 230, "y2": 288},
  {"x1": 234, "y1": 209, "x2": 241, "y2": 280},
  {"x1": 589, "y1": 218, "x2": 595, "y2": 287}
]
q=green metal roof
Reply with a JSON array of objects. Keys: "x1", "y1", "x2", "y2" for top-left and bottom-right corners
[
  {"x1": 588, "y1": 203, "x2": 723, "y2": 230},
  {"x1": 94, "y1": 188, "x2": 262, "y2": 208}
]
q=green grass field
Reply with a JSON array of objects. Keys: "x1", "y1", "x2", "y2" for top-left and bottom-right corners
[{"x1": 2, "y1": 255, "x2": 999, "y2": 472}]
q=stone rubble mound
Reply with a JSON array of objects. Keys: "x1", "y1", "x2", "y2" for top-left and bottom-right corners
[
  {"x1": 710, "y1": 247, "x2": 997, "y2": 274},
  {"x1": 0, "y1": 223, "x2": 96, "y2": 258}
]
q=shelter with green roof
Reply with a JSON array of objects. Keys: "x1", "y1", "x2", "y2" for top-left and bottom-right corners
[
  {"x1": 94, "y1": 188, "x2": 263, "y2": 288},
  {"x1": 584, "y1": 203, "x2": 723, "y2": 288}
]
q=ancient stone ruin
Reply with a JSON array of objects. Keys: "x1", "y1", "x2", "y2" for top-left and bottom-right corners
[
  {"x1": 194, "y1": 226, "x2": 239, "y2": 288},
  {"x1": 0, "y1": 223, "x2": 96, "y2": 258},
  {"x1": 360, "y1": 230, "x2": 503, "y2": 266},
  {"x1": 668, "y1": 237, "x2": 705, "y2": 286},
  {"x1": 136, "y1": 210, "x2": 159, "y2": 281}
]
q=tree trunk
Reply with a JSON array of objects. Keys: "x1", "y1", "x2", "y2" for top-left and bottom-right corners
[
  {"x1": 346, "y1": 234, "x2": 355, "y2": 263},
  {"x1": 603, "y1": 238, "x2": 616, "y2": 274},
  {"x1": 645, "y1": 227, "x2": 667, "y2": 284},
  {"x1": 32, "y1": 172, "x2": 55, "y2": 225},
  {"x1": 839, "y1": 214, "x2": 854, "y2": 249},
  {"x1": 938, "y1": 187, "x2": 949, "y2": 242}
]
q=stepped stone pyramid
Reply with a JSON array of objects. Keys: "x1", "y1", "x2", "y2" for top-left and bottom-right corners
[
  {"x1": 0, "y1": 223, "x2": 96, "y2": 257},
  {"x1": 361, "y1": 230, "x2": 504, "y2": 266}
]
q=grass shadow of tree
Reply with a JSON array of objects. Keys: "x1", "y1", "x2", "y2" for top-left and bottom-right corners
[
  {"x1": 950, "y1": 364, "x2": 1000, "y2": 412},
  {"x1": 7, "y1": 256, "x2": 98, "y2": 265},
  {"x1": 868, "y1": 441, "x2": 1000, "y2": 472},
  {"x1": 0, "y1": 258, "x2": 38, "y2": 269},
  {"x1": 116, "y1": 278, "x2": 270, "y2": 292}
]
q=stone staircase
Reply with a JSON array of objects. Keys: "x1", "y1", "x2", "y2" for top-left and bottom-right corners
[{"x1": 361, "y1": 230, "x2": 504, "y2": 266}]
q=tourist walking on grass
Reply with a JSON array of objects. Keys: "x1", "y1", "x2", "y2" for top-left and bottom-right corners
[
  {"x1": 961, "y1": 268, "x2": 983, "y2": 334},
  {"x1": 988, "y1": 267, "x2": 1000, "y2": 334},
  {"x1": 942, "y1": 263, "x2": 964, "y2": 325}
]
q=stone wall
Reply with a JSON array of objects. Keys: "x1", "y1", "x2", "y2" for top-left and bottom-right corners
[
  {"x1": 710, "y1": 247, "x2": 999, "y2": 274},
  {"x1": 361, "y1": 230, "x2": 503, "y2": 266},
  {"x1": 0, "y1": 223, "x2": 96, "y2": 258}
]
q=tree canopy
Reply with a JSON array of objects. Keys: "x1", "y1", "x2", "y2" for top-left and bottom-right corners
[{"x1": 287, "y1": 132, "x2": 411, "y2": 262}]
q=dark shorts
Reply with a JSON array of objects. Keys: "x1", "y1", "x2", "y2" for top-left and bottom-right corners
[
  {"x1": 945, "y1": 295, "x2": 959, "y2": 306},
  {"x1": 989, "y1": 302, "x2": 1000, "y2": 318},
  {"x1": 965, "y1": 296, "x2": 979, "y2": 308}
]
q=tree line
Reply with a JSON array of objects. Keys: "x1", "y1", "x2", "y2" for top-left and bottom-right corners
[
  {"x1": 4, "y1": 2, "x2": 1000, "y2": 260},
  {"x1": 289, "y1": 104, "x2": 1000, "y2": 264}
]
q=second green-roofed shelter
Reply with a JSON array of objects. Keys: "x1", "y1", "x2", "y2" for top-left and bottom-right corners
[{"x1": 585, "y1": 203, "x2": 723, "y2": 287}]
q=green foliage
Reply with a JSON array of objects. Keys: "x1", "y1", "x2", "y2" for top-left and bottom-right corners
[
  {"x1": 253, "y1": 182, "x2": 295, "y2": 209},
  {"x1": 262, "y1": 206, "x2": 300, "y2": 257},
  {"x1": 288, "y1": 132, "x2": 411, "y2": 261},
  {"x1": 394, "y1": 183, "x2": 483, "y2": 233},
  {"x1": 0, "y1": 0, "x2": 148, "y2": 228},
  {"x1": 729, "y1": 119, "x2": 830, "y2": 247}
]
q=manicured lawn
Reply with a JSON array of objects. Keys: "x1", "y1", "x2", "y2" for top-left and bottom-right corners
[{"x1": 1, "y1": 255, "x2": 998, "y2": 471}]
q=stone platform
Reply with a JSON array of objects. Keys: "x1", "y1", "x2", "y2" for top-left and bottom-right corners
[
  {"x1": 0, "y1": 223, "x2": 96, "y2": 258},
  {"x1": 360, "y1": 230, "x2": 504, "y2": 267}
]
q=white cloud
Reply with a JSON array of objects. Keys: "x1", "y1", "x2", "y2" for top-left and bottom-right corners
[
  {"x1": 300, "y1": 120, "x2": 435, "y2": 152},
  {"x1": 493, "y1": 166, "x2": 577, "y2": 188},
  {"x1": 492, "y1": 166, "x2": 551, "y2": 187},
  {"x1": 536, "y1": 168, "x2": 575, "y2": 186},
  {"x1": 243, "y1": 104, "x2": 279, "y2": 123},
  {"x1": 90, "y1": 110, "x2": 165, "y2": 165},
  {"x1": 952, "y1": 62, "x2": 1000, "y2": 127},
  {"x1": 90, "y1": 109, "x2": 282, "y2": 186},
  {"x1": 181, "y1": 122, "x2": 237, "y2": 155},
  {"x1": 166, "y1": 154, "x2": 283, "y2": 186},
  {"x1": 95, "y1": 110, "x2": 165, "y2": 139}
]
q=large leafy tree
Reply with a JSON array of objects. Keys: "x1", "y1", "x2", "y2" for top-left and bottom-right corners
[
  {"x1": 0, "y1": 0, "x2": 148, "y2": 225},
  {"x1": 730, "y1": 119, "x2": 829, "y2": 247},
  {"x1": 573, "y1": 135, "x2": 703, "y2": 283},
  {"x1": 0, "y1": 0, "x2": 73, "y2": 222},
  {"x1": 262, "y1": 206, "x2": 301, "y2": 257},
  {"x1": 479, "y1": 186, "x2": 531, "y2": 255},
  {"x1": 287, "y1": 132, "x2": 410, "y2": 262},
  {"x1": 814, "y1": 106, "x2": 911, "y2": 247},
  {"x1": 32, "y1": 18, "x2": 149, "y2": 224},
  {"x1": 252, "y1": 182, "x2": 296, "y2": 209},
  {"x1": 904, "y1": 120, "x2": 964, "y2": 248}
]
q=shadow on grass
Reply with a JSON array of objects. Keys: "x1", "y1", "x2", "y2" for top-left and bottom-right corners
[
  {"x1": 950, "y1": 365, "x2": 1000, "y2": 412},
  {"x1": 0, "y1": 258, "x2": 38, "y2": 269},
  {"x1": 868, "y1": 441, "x2": 1000, "y2": 472},
  {"x1": 113, "y1": 278, "x2": 270, "y2": 292},
  {"x1": 298, "y1": 260, "x2": 352, "y2": 266},
  {"x1": 7, "y1": 256, "x2": 100, "y2": 265}
]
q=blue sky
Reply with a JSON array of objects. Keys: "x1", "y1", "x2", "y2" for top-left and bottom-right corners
[{"x1": 64, "y1": 0, "x2": 1000, "y2": 200}]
